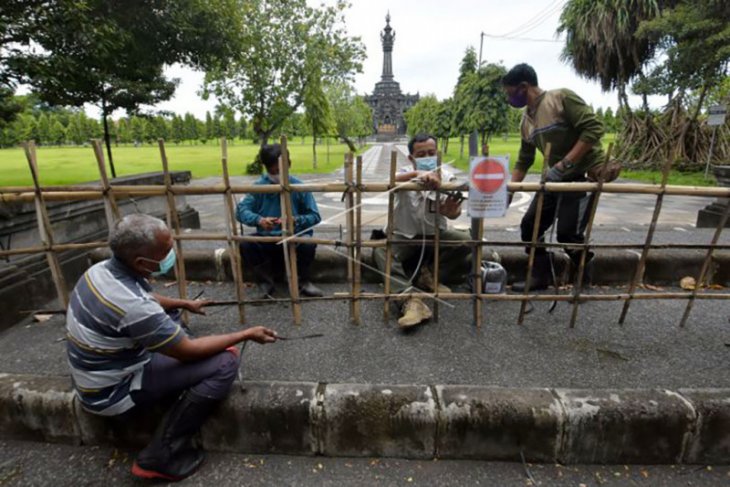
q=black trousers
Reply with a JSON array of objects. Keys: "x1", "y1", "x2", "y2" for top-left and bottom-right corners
[
  {"x1": 520, "y1": 183, "x2": 593, "y2": 257},
  {"x1": 240, "y1": 238, "x2": 316, "y2": 282}
]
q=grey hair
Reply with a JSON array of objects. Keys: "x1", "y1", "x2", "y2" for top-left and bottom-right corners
[{"x1": 109, "y1": 214, "x2": 168, "y2": 262}]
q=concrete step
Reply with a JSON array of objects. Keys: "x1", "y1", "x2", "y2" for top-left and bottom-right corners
[{"x1": 1, "y1": 373, "x2": 728, "y2": 465}]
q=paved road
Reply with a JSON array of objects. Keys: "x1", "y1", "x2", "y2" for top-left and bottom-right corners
[
  {"x1": 4, "y1": 282, "x2": 729, "y2": 389},
  {"x1": 1, "y1": 439, "x2": 728, "y2": 486},
  {"x1": 184, "y1": 142, "x2": 719, "y2": 232}
]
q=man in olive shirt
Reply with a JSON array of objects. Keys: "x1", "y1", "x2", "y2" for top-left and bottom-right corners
[{"x1": 502, "y1": 63, "x2": 605, "y2": 290}]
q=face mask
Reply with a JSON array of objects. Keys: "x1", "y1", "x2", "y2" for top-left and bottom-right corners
[
  {"x1": 415, "y1": 156, "x2": 438, "y2": 172},
  {"x1": 508, "y1": 89, "x2": 528, "y2": 108},
  {"x1": 141, "y1": 248, "x2": 176, "y2": 277},
  {"x1": 268, "y1": 174, "x2": 280, "y2": 184}
]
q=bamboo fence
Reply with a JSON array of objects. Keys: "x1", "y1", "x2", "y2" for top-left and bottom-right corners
[{"x1": 3, "y1": 137, "x2": 730, "y2": 329}]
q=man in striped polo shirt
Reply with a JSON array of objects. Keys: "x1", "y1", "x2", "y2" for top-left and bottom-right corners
[
  {"x1": 502, "y1": 63, "x2": 605, "y2": 291},
  {"x1": 66, "y1": 213, "x2": 278, "y2": 481}
]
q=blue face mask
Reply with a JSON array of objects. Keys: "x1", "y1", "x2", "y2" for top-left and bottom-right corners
[
  {"x1": 415, "y1": 156, "x2": 438, "y2": 172},
  {"x1": 142, "y1": 248, "x2": 176, "y2": 277}
]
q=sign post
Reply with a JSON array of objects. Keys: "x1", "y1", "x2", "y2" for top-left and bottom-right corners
[
  {"x1": 705, "y1": 104, "x2": 727, "y2": 179},
  {"x1": 468, "y1": 155, "x2": 510, "y2": 218}
]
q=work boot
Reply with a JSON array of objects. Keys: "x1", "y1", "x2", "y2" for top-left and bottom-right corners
[
  {"x1": 415, "y1": 266, "x2": 451, "y2": 293},
  {"x1": 250, "y1": 263, "x2": 275, "y2": 300},
  {"x1": 131, "y1": 390, "x2": 220, "y2": 481},
  {"x1": 299, "y1": 281, "x2": 323, "y2": 297},
  {"x1": 511, "y1": 253, "x2": 553, "y2": 292},
  {"x1": 397, "y1": 298, "x2": 432, "y2": 328},
  {"x1": 568, "y1": 251, "x2": 594, "y2": 287}
]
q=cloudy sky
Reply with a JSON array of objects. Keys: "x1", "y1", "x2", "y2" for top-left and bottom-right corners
[{"x1": 103, "y1": 0, "x2": 663, "y2": 119}]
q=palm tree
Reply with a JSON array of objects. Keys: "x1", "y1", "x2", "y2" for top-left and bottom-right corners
[{"x1": 557, "y1": 0, "x2": 661, "y2": 113}]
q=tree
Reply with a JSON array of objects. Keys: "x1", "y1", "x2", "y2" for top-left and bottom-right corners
[
  {"x1": 171, "y1": 115, "x2": 185, "y2": 144},
  {"x1": 303, "y1": 69, "x2": 334, "y2": 168},
  {"x1": 453, "y1": 63, "x2": 510, "y2": 146},
  {"x1": 3, "y1": 0, "x2": 245, "y2": 176},
  {"x1": 203, "y1": 0, "x2": 365, "y2": 155},
  {"x1": 404, "y1": 95, "x2": 440, "y2": 137},
  {"x1": 183, "y1": 113, "x2": 199, "y2": 144},
  {"x1": 205, "y1": 111, "x2": 215, "y2": 140},
  {"x1": 223, "y1": 110, "x2": 238, "y2": 143},
  {"x1": 49, "y1": 120, "x2": 66, "y2": 145},
  {"x1": 434, "y1": 98, "x2": 454, "y2": 154},
  {"x1": 557, "y1": 0, "x2": 661, "y2": 111},
  {"x1": 326, "y1": 81, "x2": 372, "y2": 151},
  {"x1": 452, "y1": 47, "x2": 479, "y2": 158},
  {"x1": 131, "y1": 117, "x2": 147, "y2": 145}
]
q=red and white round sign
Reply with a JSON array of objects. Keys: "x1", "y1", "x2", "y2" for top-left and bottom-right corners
[{"x1": 471, "y1": 159, "x2": 506, "y2": 193}]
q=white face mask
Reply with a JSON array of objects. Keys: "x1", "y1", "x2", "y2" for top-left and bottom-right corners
[{"x1": 268, "y1": 174, "x2": 280, "y2": 184}]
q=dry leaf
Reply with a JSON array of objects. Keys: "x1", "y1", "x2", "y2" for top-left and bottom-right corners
[
  {"x1": 641, "y1": 283, "x2": 664, "y2": 291},
  {"x1": 164, "y1": 281, "x2": 177, "y2": 288},
  {"x1": 640, "y1": 469, "x2": 649, "y2": 478},
  {"x1": 33, "y1": 314, "x2": 53, "y2": 322},
  {"x1": 680, "y1": 276, "x2": 696, "y2": 290}
]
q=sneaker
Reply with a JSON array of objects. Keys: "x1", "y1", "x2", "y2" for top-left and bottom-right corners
[
  {"x1": 299, "y1": 281, "x2": 323, "y2": 297},
  {"x1": 397, "y1": 298, "x2": 432, "y2": 328},
  {"x1": 416, "y1": 266, "x2": 451, "y2": 293}
]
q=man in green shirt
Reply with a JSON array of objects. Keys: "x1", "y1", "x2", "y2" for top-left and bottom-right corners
[{"x1": 502, "y1": 63, "x2": 605, "y2": 290}]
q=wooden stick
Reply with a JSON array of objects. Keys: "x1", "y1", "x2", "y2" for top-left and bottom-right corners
[
  {"x1": 517, "y1": 143, "x2": 552, "y2": 325},
  {"x1": 4, "y1": 181, "x2": 730, "y2": 205},
  {"x1": 220, "y1": 138, "x2": 246, "y2": 324},
  {"x1": 432, "y1": 152, "x2": 442, "y2": 322},
  {"x1": 23, "y1": 141, "x2": 69, "y2": 308},
  {"x1": 158, "y1": 139, "x2": 189, "y2": 323},
  {"x1": 569, "y1": 143, "x2": 614, "y2": 328},
  {"x1": 91, "y1": 139, "x2": 120, "y2": 228},
  {"x1": 352, "y1": 154, "x2": 363, "y2": 325},
  {"x1": 279, "y1": 136, "x2": 302, "y2": 325},
  {"x1": 0, "y1": 241, "x2": 107, "y2": 258},
  {"x1": 473, "y1": 218, "x2": 485, "y2": 328},
  {"x1": 618, "y1": 149, "x2": 674, "y2": 325},
  {"x1": 383, "y1": 150, "x2": 398, "y2": 320},
  {"x1": 344, "y1": 152, "x2": 357, "y2": 324},
  {"x1": 678, "y1": 200, "x2": 730, "y2": 327}
]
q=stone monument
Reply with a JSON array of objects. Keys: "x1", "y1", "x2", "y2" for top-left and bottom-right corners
[{"x1": 364, "y1": 13, "x2": 419, "y2": 141}]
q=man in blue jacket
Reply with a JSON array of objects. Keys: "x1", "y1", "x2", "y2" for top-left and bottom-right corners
[{"x1": 237, "y1": 144, "x2": 323, "y2": 299}]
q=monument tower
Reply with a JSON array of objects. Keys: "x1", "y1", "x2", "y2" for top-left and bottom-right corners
[{"x1": 364, "y1": 13, "x2": 419, "y2": 140}]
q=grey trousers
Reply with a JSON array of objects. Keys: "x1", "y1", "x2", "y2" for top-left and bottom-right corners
[{"x1": 373, "y1": 229, "x2": 472, "y2": 294}]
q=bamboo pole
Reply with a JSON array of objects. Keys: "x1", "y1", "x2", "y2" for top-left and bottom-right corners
[
  {"x1": 383, "y1": 150, "x2": 398, "y2": 320},
  {"x1": 220, "y1": 138, "x2": 246, "y2": 324},
  {"x1": 29, "y1": 289, "x2": 730, "y2": 316},
  {"x1": 432, "y1": 152, "x2": 442, "y2": 322},
  {"x1": 618, "y1": 150, "x2": 674, "y2": 325},
  {"x1": 0, "y1": 241, "x2": 107, "y2": 258},
  {"x1": 517, "y1": 144, "x2": 552, "y2": 325},
  {"x1": 352, "y1": 154, "x2": 363, "y2": 325},
  {"x1": 22, "y1": 141, "x2": 69, "y2": 308},
  {"x1": 568, "y1": 143, "x2": 614, "y2": 328},
  {"x1": 279, "y1": 136, "x2": 302, "y2": 325},
  {"x1": 678, "y1": 201, "x2": 730, "y2": 327},
  {"x1": 158, "y1": 139, "x2": 189, "y2": 322},
  {"x1": 344, "y1": 152, "x2": 357, "y2": 324},
  {"x1": 91, "y1": 139, "x2": 121, "y2": 228},
  {"x1": 4, "y1": 181, "x2": 730, "y2": 204}
]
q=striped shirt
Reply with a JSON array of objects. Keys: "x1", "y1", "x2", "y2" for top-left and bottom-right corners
[{"x1": 65, "y1": 257, "x2": 183, "y2": 416}]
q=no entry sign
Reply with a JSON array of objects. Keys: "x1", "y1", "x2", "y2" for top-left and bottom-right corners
[
  {"x1": 472, "y1": 159, "x2": 506, "y2": 193},
  {"x1": 468, "y1": 156, "x2": 509, "y2": 218}
]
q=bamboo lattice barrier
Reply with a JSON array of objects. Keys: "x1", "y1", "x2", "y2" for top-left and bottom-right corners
[{"x1": 4, "y1": 137, "x2": 730, "y2": 329}]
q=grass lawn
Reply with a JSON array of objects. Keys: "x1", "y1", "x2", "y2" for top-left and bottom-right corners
[
  {"x1": 442, "y1": 133, "x2": 714, "y2": 187},
  {"x1": 0, "y1": 134, "x2": 715, "y2": 187},
  {"x1": 0, "y1": 137, "x2": 364, "y2": 186}
]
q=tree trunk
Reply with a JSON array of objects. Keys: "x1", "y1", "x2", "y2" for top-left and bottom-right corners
[
  {"x1": 101, "y1": 95, "x2": 116, "y2": 178},
  {"x1": 312, "y1": 135, "x2": 317, "y2": 169},
  {"x1": 459, "y1": 135, "x2": 465, "y2": 159},
  {"x1": 342, "y1": 134, "x2": 357, "y2": 152}
]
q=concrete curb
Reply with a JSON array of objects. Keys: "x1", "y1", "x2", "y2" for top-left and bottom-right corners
[
  {"x1": 89, "y1": 248, "x2": 730, "y2": 286},
  {"x1": 0, "y1": 374, "x2": 728, "y2": 464}
]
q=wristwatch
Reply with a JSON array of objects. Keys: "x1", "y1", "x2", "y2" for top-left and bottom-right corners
[{"x1": 561, "y1": 158, "x2": 575, "y2": 170}]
